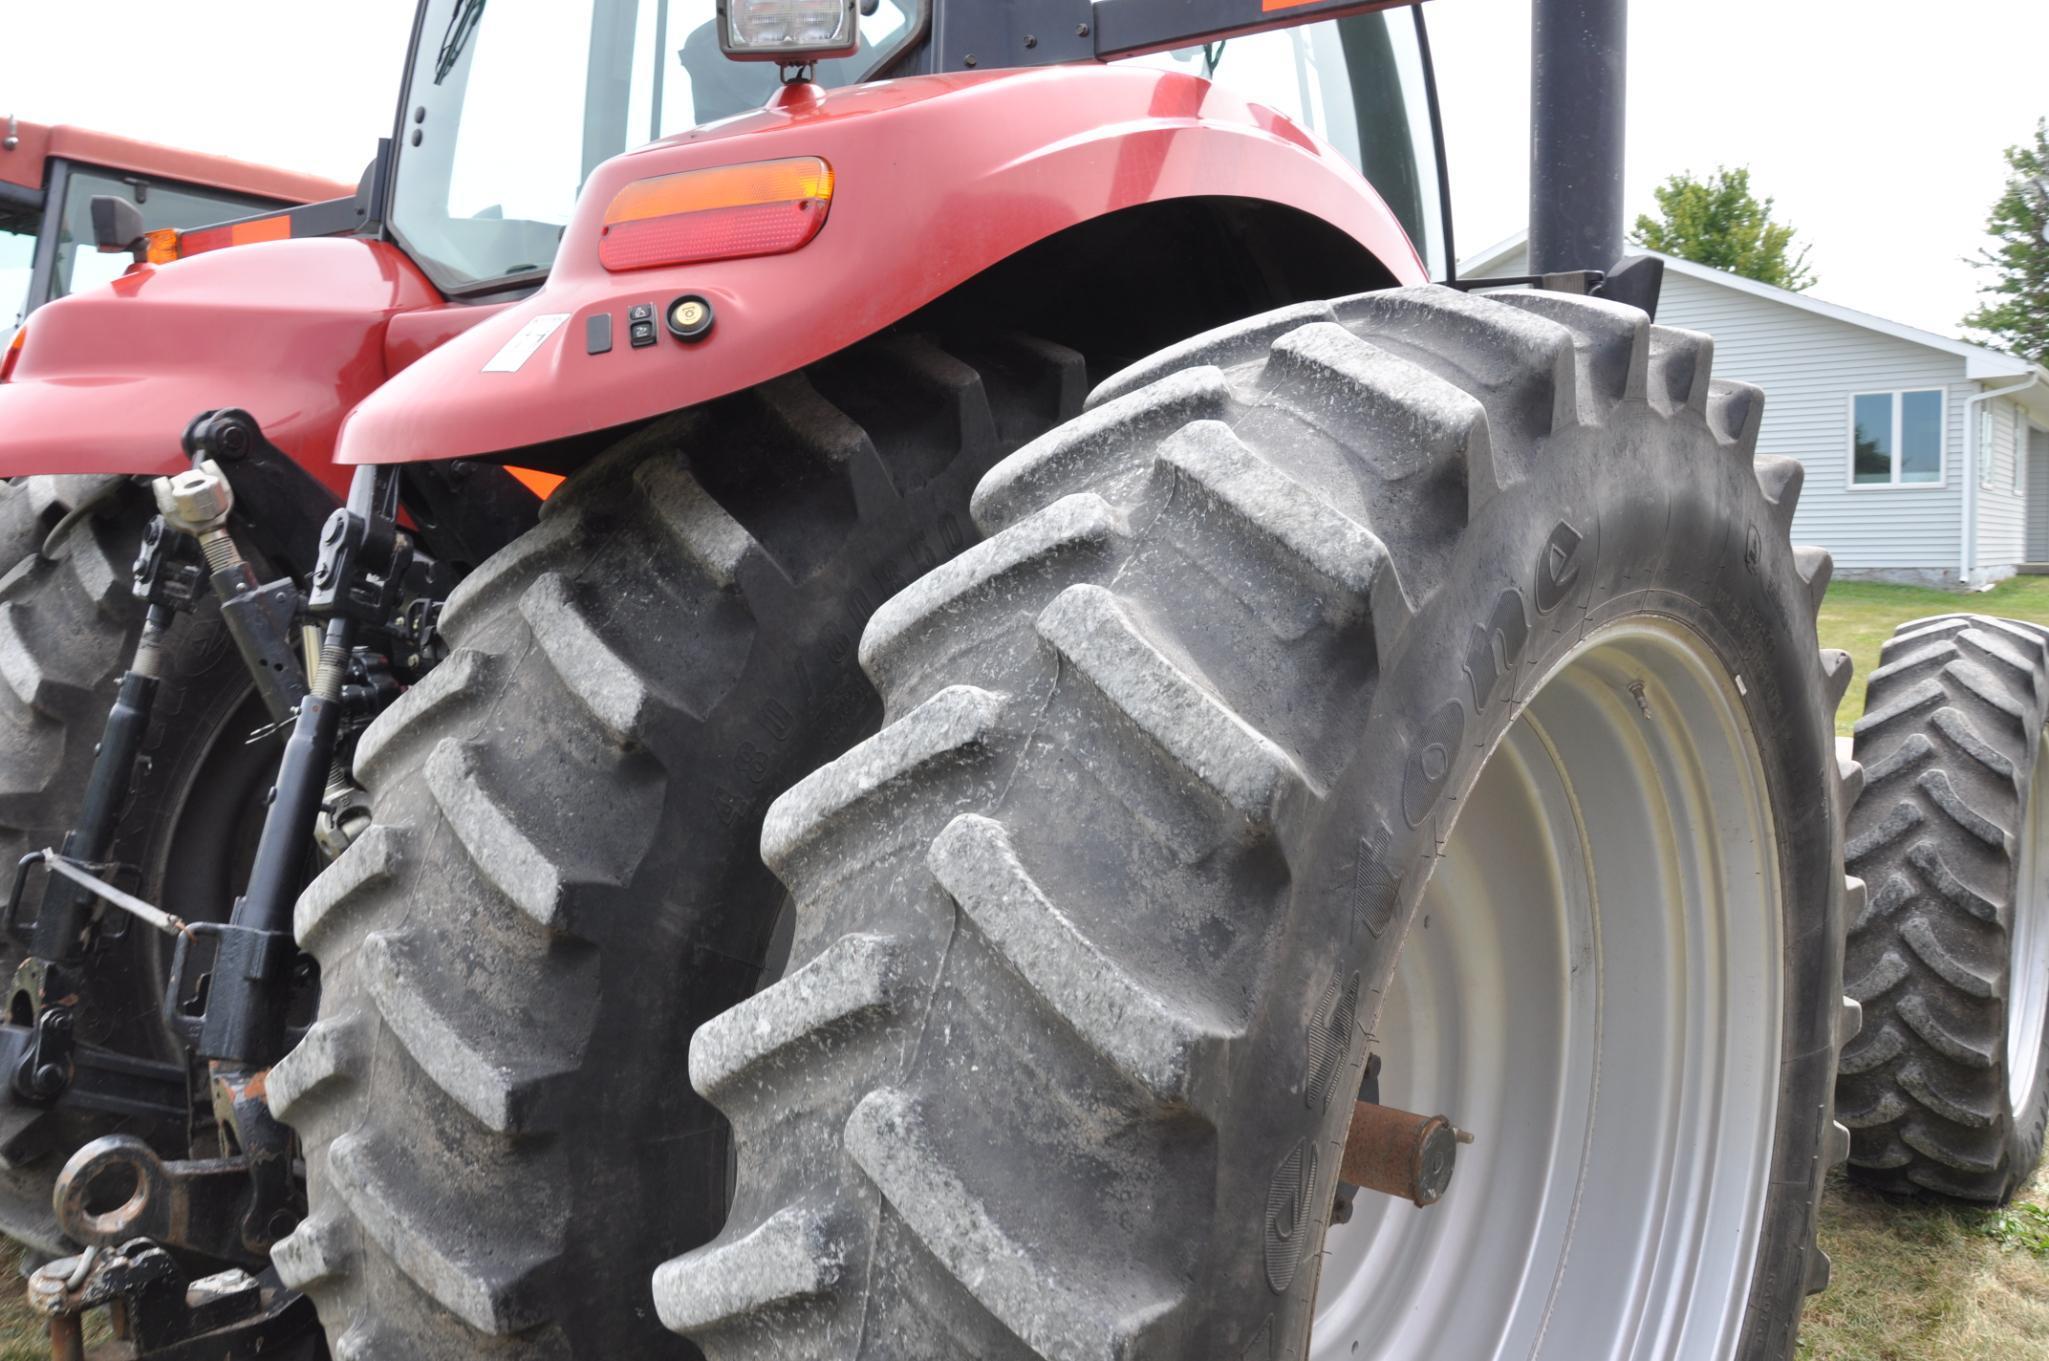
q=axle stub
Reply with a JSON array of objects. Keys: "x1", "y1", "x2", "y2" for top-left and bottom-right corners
[{"x1": 1339, "y1": 1099, "x2": 1472, "y2": 1209}]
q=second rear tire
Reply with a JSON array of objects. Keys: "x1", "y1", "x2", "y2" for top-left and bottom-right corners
[{"x1": 273, "y1": 332, "x2": 1089, "y2": 1359}]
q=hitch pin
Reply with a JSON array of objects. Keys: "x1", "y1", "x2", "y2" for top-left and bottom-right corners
[{"x1": 30, "y1": 850, "x2": 187, "y2": 936}]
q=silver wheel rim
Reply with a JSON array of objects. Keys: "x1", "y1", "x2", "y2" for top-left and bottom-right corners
[
  {"x1": 2009, "y1": 731, "x2": 2049, "y2": 1115},
  {"x1": 1311, "y1": 621, "x2": 1785, "y2": 1361}
]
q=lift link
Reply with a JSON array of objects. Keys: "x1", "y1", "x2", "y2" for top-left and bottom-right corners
[
  {"x1": 90, "y1": 461, "x2": 410, "y2": 1269},
  {"x1": 168, "y1": 412, "x2": 310, "y2": 725},
  {"x1": 164, "y1": 461, "x2": 408, "y2": 1066}
]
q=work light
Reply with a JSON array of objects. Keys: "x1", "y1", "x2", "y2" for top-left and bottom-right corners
[{"x1": 717, "y1": 0, "x2": 861, "y2": 62}]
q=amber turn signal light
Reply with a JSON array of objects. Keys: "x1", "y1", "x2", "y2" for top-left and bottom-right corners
[
  {"x1": 599, "y1": 157, "x2": 834, "y2": 272},
  {"x1": 144, "y1": 214, "x2": 292, "y2": 266}
]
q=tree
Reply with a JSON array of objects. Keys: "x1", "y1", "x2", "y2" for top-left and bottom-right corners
[
  {"x1": 1630, "y1": 167, "x2": 1816, "y2": 291},
  {"x1": 1962, "y1": 120, "x2": 2049, "y2": 364}
]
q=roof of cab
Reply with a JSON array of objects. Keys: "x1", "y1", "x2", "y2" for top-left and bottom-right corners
[{"x1": 1, "y1": 113, "x2": 352, "y2": 204}]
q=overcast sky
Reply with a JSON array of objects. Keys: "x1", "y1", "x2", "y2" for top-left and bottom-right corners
[{"x1": 3, "y1": 0, "x2": 2041, "y2": 338}]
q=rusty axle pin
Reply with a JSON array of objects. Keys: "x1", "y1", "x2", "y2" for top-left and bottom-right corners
[{"x1": 1340, "y1": 1100, "x2": 1473, "y2": 1208}]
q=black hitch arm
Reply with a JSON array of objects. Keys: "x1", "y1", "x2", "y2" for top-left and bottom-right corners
[
  {"x1": 165, "y1": 461, "x2": 408, "y2": 1070},
  {"x1": 18, "y1": 606, "x2": 175, "y2": 968}
]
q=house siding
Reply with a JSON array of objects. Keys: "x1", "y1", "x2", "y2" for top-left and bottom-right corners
[
  {"x1": 1479, "y1": 245, "x2": 2000, "y2": 582},
  {"x1": 2031, "y1": 424, "x2": 2049, "y2": 561},
  {"x1": 1975, "y1": 398, "x2": 2028, "y2": 583}
]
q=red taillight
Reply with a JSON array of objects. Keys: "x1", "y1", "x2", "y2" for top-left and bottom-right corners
[
  {"x1": 0, "y1": 327, "x2": 24, "y2": 384},
  {"x1": 599, "y1": 156, "x2": 834, "y2": 272}
]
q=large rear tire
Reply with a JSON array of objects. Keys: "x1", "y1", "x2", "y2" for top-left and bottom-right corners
[
  {"x1": 1839, "y1": 612, "x2": 2049, "y2": 1201},
  {"x1": 665, "y1": 289, "x2": 1859, "y2": 1359},
  {"x1": 271, "y1": 332, "x2": 1088, "y2": 1359},
  {"x1": 0, "y1": 477, "x2": 268, "y2": 1255}
]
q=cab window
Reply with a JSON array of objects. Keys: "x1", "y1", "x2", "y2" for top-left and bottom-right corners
[
  {"x1": 1, "y1": 204, "x2": 34, "y2": 329},
  {"x1": 45, "y1": 164, "x2": 287, "y2": 304}
]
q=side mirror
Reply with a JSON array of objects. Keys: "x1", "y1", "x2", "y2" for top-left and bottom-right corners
[{"x1": 89, "y1": 195, "x2": 148, "y2": 262}]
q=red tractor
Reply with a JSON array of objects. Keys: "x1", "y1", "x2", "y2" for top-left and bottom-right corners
[
  {"x1": 0, "y1": 2, "x2": 1861, "y2": 1358},
  {"x1": 1, "y1": 113, "x2": 349, "y2": 327}
]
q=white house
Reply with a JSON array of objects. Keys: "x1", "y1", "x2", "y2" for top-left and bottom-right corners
[{"x1": 1463, "y1": 232, "x2": 2049, "y2": 588}]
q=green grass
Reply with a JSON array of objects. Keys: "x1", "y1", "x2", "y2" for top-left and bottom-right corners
[
  {"x1": 1822, "y1": 576, "x2": 2049, "y2": 736},
  {"x1": 0, "y1": 1241, "x2": 50, "y2": 1361},
  {"x1": 1798, "y1": 1168, "x2": 2049, "y2": 1359}
]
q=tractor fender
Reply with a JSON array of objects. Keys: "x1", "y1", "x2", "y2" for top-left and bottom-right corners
[
  {"x1": 337, "y1": 64, "x2": 1427, "y2": 468},
  {"x1": 0, "y1": 238, "x2": 441, "y2": 500}
]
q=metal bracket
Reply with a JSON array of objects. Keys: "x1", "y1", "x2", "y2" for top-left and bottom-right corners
[
  {"x1": 55, "y1": 1127, "x2": 299, "y2": 1264},
  {"x1": 163, "y1": 923, "x2": 296, "y2": 1066},
  {"x1": 1445, "y1": 255, "x2": 1665, "y2": 322},
  {"x1": 29, "y1": 1240, "x2": 317, "y2": 1361},
  {"x1": 1, "y1": 1009, "x2": 189, "y2": 1125},
  {"x1": 215, "y1": 576, "x2": 308, "y2": 726}
]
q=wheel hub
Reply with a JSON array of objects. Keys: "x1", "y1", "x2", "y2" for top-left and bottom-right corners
[{"x1": 1311, "y1": 621, "x2": 1785, "y2": 1361}]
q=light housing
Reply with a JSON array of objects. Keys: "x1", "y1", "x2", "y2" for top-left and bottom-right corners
[
  {"x1": 716, "y1": 0, "x2": 860, "y2": 62},
  {"x1": 143, "y1": 214, "x2": 292, "y2": 266},
  {"x1": 599, "y1": 156, "x2": 835, "y2": 272},
  {"x1": 0, "y1": 326, "x2": 23, "y2": 384}
]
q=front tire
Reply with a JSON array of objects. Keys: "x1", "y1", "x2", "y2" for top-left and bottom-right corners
[{"x1": 667, "y1": 289, "x2": 1860, "y2": 1359}]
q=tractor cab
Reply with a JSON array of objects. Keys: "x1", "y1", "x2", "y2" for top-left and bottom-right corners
[
  {"x1": 0, "y1": 115, "x2": 348, "y2": 327},
  {"x1": 388, "y1": 0, "x2": 1449, "y2": 299}
]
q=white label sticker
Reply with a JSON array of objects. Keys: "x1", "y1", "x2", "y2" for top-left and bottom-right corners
[{"x1": 483, "y1": 313, "x2": 572, "y2": 373}]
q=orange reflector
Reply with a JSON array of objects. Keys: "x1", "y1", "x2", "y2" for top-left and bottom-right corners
[
  {"x1": 0, "y1": 327, "x2": 23, "y2": 384},
  {"x1": 600, "y1": 156, "x2": 833, "y2": 272},
  {"x1": 505, "y1": 466, "x2": 567, "y2": 500},
  {"x1": 144, "y1": 228, "x2": 182, "y2": 265},
  {"x1": 178, "y1": 214, "x2": 292, "y2": 259}
]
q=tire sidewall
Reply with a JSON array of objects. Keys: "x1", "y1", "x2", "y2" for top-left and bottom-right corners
[{"x1": 1261, "y1": 402, "x2": 1841, "y2": 1359}]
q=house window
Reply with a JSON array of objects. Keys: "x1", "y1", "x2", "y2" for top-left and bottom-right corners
[
  {"x1": 2017, "y1": 414, "x2": 2032, "y2": 496},
  {"x1": 1851, "y1": 389, "x2": 1945, "y2": 487}
]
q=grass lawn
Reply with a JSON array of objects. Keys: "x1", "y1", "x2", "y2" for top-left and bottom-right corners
[
  {"x1": 1800, "y1": 1168, "x2": 2049, "y2": 1360},
  {"x1": 0, "y1": 579, "x2": 2041, "y2": 1357},
  {"x1": 1821, "y1": 576, "x2": 2049, "y2": 736}
]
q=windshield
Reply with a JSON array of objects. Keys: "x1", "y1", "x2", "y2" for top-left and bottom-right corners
[{"x1": 391, "y1": 0, "x2": 916, "y2": 296}]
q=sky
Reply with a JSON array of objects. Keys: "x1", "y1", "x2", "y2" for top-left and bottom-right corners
[{"x1": 2, "y1": 0, "x2": 2042, "y2": 339}]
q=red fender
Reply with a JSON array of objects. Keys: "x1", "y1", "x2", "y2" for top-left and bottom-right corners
[
  {"x1": 338, "y1": 64, "x2": 1425, "y2": 466},
  {"x1": 0, "y1": 240, "x2": 446, "y2": 498},
  {"x1": 0, "y1": 65, "x2": 1422, "y2": 485}
]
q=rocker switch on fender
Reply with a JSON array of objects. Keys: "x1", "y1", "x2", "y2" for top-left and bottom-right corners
[{"x1": 628, "y1": 302, "x2": 658, "y2": 348}]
